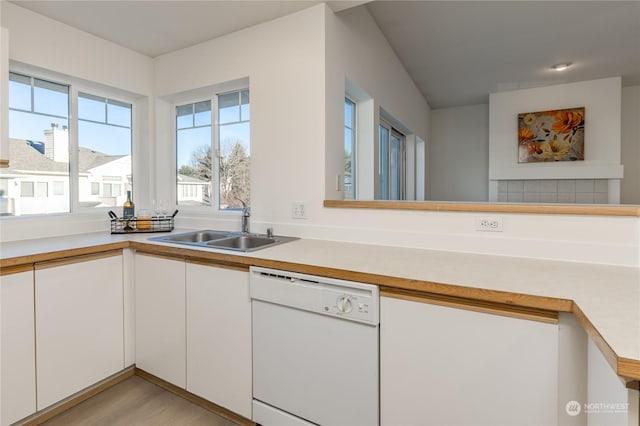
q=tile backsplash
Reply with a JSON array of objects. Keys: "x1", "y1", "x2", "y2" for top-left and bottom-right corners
[{"x1": 497, "y1": 179, "x2": 609, "y2": 204}]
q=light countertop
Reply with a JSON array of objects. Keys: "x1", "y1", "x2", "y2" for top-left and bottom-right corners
[{"x1": 2, "y1": 230, "x2": 639, "y2": 381}]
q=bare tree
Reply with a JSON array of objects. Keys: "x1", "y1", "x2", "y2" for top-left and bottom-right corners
[
  {"x1": 220, "y1": 140, "x2": 250, "y2": 208},
  {"x1": 181, "y1": 141, "x2": 250, "y2": 208}
]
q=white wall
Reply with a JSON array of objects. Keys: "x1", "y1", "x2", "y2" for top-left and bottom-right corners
[
  {"x1": 430, "y1": 104, "x2": 489, "y2": 201},
  {"x1": 489, "y1": 77, "x2": 623, "y2": 182},
  {"x1": 154, "y1": 4, "x2": 326, "y2": 228},
  {"x1": 0, "y1": 3, "x2": 638, "y2": 269},
  {"x1": 621, "y1": 85, "x2": 640, "y2": 205},
  {"x1": 0, "y1": 1, "x2": 155, "y2": 241},
  {"x1": 325, "y1": 5, "x2": 431, "y2": 201}
]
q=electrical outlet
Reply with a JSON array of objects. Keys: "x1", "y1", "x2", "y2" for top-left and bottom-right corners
[
  {"x1": 292, "y1": 202, "x2": 307, "y2": 219},
  {"x1": 475, "y1": 217, "x2": 503, "y2": 232}
]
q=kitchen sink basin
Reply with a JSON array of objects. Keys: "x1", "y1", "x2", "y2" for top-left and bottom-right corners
[
  {"x1": 206, "y1": 235, "x2": 278, "y2": 251},
  {"x1": 149, "y1": 230, "x2": 297, "y2": 252},
  {"x1": 157, "y1": 230, "x2": 232, "y2": 243}
]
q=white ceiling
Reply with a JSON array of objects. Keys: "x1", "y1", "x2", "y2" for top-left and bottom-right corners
[
  {"x1": 7, "y1": 0, "x2": 640, "y2": 109},
  {"x1": 365, "y1": 1, "x2": 640, "y2": 108}
]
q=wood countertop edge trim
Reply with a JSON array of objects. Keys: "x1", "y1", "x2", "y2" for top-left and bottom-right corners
[
  {"x1": 324, "y1": 200, "x2": 640, "y2": 217},
  {"x1": 571, "y1": 303, "x2": 640, "y2": 384},
  {"x1": 1, "y1": 241, "x2": 129, "y2": 269},
  {"x1": 380, "y1": 287, "x2": 559, "y2": 324},
  {"x1": 2, "y1": 239, "x2": 639, "y2": 381}
]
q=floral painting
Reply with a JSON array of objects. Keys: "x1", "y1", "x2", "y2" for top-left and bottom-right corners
[{"x1": 518, "y1": 107, "x2": 585, "y2": 163}]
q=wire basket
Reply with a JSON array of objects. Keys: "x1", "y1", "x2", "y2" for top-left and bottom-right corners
[{"x1": 110, "y1": 214, "x2": 175, "y2": 234}]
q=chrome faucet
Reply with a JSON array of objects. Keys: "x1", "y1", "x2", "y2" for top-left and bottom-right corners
[
  {"x1": 241, "y1": 206, "x2": 251, "y2": 234},
  {"x1": 236, "y1": 198, "x2": 251, "y2": 234}
]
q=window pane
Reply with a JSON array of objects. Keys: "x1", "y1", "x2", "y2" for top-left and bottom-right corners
[
  {"x1": 78, "y1": 93, "x2": 106, "y2": 122},
  {"x1": 7, "y1": 73, "x2": 70, "y2": 215},
  {"x1": 33, "y1": 79, "x2": 69, "y2": 117},
  {"x1": 108, "y1": 100, "x2": 132, "y2": 127},
  {"x1": 79, "y1": 94, "x2": 132, "y2": 208},
  {"x1": 345, "y1": 102, "x2": 354, "y2": 129},
  {"x1": 219, "y1": 122, "x2": 250, "y2": 209},
  {"x1": 219, "y1": 92, "x2": 240, "y2": 124},
  {"x1": 8, "y1": 74, "x2": 31, "y2": 111},
  {"x1": 194, "y1": 101, "x2": 211, "y2": 127},
  {"x1": 177, "y1": 104, "x2": 193, "y2": 117},
  {"x1": 390, "y1": 133, "x2": 402, "y2": 200},
  {"x1": 177, "y1": 125, "x2": 211, "y2": 207},
  {"x1": 344, "y1": 98, "x2": 356, "y2": 200},
  {"x1": 53, "y1": 181, "x2": 64, "y2": 196},
  {"x1": 35, "y1": 182, "x2": 48, "y2": 197},
  {"x1": 218, "y1": 89, "x2": 250, "y2": 209},
  {"x1": 240, "y1": 90, "x2": 250, "y2": 121},
  {"x1": 379, "y1": 124, "x2": 389, "y2": 200},
  {"x1": 21, "y1": 182, "x2": 34, "y2": 197}
]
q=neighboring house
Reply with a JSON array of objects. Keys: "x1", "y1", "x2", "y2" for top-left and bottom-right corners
[
  {"x1": 0, "y1": 139, "x2": 131, "y2": 215},
  {"x1": 177, "y1": 173, "x2": 210, "y2": 206}
]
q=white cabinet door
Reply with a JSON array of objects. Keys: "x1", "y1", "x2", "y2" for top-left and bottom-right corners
[
  {"x1": 135, "y1": 253, "x2": 186, "y2": 388},
  {"x1": 1, "y1": 270, "x2": 36, "y2": 426},
  {"x1": 587, "y1": 337, "x2": 640, "y2": 426},
  {"x1": 35, "y1": 253, "x2": 124, "y2": 410},
  {"x1": 186, "y1": 263, "x2": 252, "y2": 418},
  {"x1": 380, "y1": 296, "x2": 559, "y2": 426}
]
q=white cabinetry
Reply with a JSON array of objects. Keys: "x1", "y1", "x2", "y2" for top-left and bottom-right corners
[
  {"x1": 135, "y1": 253, "x2": 186, "y2": 387},
  {"x1": 35, "y1": 252, "x2": 124, "y2": 410},
  {"x1": 186, "y1": 262, "x2": 252, "y2": 418},
  {"x1": 587, "y1": 337, "x2": 639, "y2": 426},
  {"x1": 380, "y1": 295, "x2": 559, "y2": 426},
  {"x1": 1, "y1": 269, "x2": 36, "y2": 426}
]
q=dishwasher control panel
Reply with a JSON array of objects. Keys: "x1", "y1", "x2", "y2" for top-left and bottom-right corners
[
  {"x1": 250, "y1": 266, "x2": 379, "y2": 325},
  {"x1": 321, "y1": 290, "x2": 375, "y2": 323}
]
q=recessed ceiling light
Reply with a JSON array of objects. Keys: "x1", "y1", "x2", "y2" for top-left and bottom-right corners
[{"x1": 550, "y1": 62, "x2": 573, "y2": 71}]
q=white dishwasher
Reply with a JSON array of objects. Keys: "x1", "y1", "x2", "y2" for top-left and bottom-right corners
[{"x1": 250, "y1": 266, "x2": 379, "y2": 426}]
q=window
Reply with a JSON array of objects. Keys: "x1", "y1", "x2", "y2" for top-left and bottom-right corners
[
  {"x1": 53, "y1": 181, "x2": 64, "y2": 196},
  {"x1": 176, "y1": 88, "x2": 250, "y2": 210},
  {"x1": 78, "y1": 93, "x2": 132, "y2": 208},
  {"x1": 35, "y1": 182, "x2": 48, "y2": 197},
  {"x1": 8, "y1": 72, "x2": 69, "y2": 214},
  {"x1": 379, "y1": 119, "x2": 406, "y2": 200},
  {"x1": 5, "y1": 71, "x2": 134, "y2": 216},
  {"x1": 344, "y1": 98, "x2": 356, "y2": 200},
  {"x1": 20, "y1": 182, "x2": 34, "y2": 197}
]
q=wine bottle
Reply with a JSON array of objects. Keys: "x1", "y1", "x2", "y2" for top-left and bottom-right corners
[{"x1": 123, "y1": 190, "x2": 135, "y2": 218}]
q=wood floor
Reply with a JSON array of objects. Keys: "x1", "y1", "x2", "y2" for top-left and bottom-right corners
[{"x1": 42, "y1": 375, "x2": 239, "y2": 426}]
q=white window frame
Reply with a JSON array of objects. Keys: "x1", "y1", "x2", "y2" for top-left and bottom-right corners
[
  {"x1": 171, "y1": 78, "x2": 250, "y2": 214},
  {"x1": 6, "y1": 63, "x2": 138, "y2": 216}
]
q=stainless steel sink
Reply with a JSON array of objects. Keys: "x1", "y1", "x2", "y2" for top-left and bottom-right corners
[
  {"x1": 157, "y1": 230, "x2": 232, "y2": 243},
  {"x1": 149, "y1": 230, "x2": 297, "y2": 252},
  {"x1": 205, "y1": 235, "x2": 278, "y2": 251}
]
